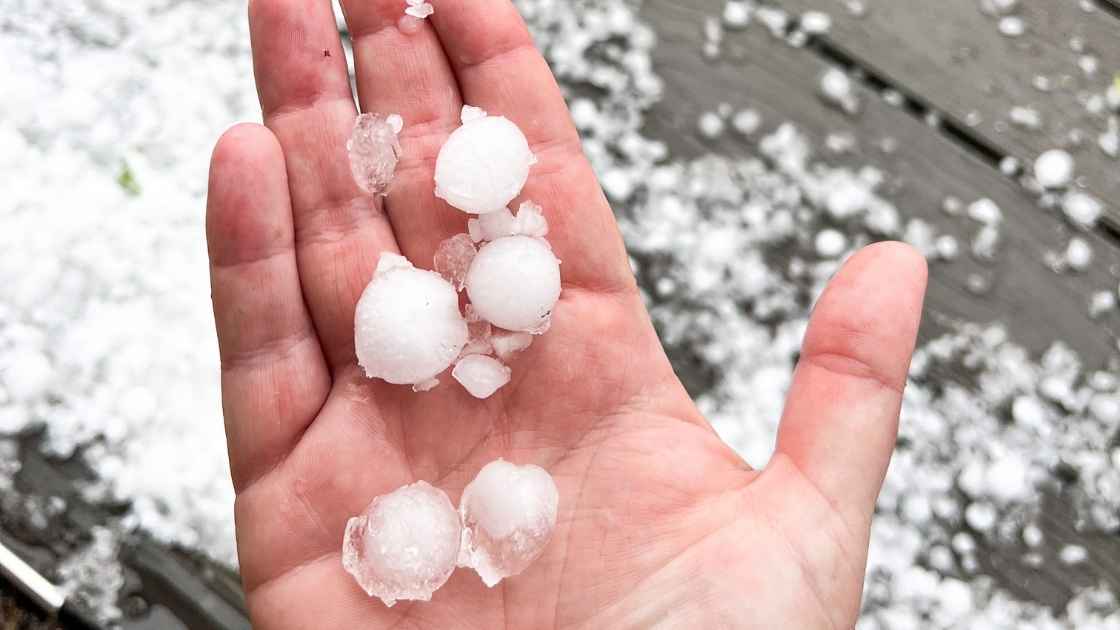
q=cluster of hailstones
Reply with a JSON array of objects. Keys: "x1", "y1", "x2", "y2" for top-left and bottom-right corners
[
  {"x1": 341, "y1": 107, "x2": 561, "y2": 605},
  {"x1": 351, "y1": 105, "x2": 561, "y2": 400}
]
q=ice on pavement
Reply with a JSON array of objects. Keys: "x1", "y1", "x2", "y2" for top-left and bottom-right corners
[
  {"x1": 1033, "y1": 149, "x2": 1074, "y2": 189},
  {"x1": 355, "y1": 253, "x2": 468, "y2": 386},
  {"x1": 458, "y1": 459, "x2": 559, "y2": 587},
  {"x1": 347, "y1": 113, "x2": 404, "y2": 196},
  {"x1": 452, "y1": 355, "x2": 512, "y2": 399},
  {"x1": 342, "y1": 481, "x2": 462, "y2": 607},
  {"x1": 466, "y1": 236, "x2": 562, "y2": 334},
  {"x1": 434, "y1": 233, "x2": 478, "y2": 290},
  {"x1": 435, "y1": 106, "x2": 537, "y2": 214}
]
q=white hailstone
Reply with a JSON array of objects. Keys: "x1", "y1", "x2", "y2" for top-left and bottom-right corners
[
  {"x1": 2, "y1": 349, "x2": 53, "y2": 401},
  {"x1": 342, "y1": 481, "x2": 461, "y2": 607},
  {"x1": 722, "y1": 1, "x2": 752, "y2": 29},
  {"x1": 964, "y1": 501, "x2": 997, "y2": 531},
  {"x1": 825, "y1": 179, "x2": 871, "y2": 219},
  {"x1": 433, "y1": 233, "x2": 477, "y2": 290},
  {"x1": 967, "y1": 198, "x2": 1002, "y2": 224},
  {"x1": 935, "y1": 235, "x2": 960, "y2": 260},
  {"x1": 998, "y1": 156, "x2": 1020, "y2": 176},
  {"x1": 1089, "y1": 394, "x2": 1120, "y2": 423},
  {"x1": 997, "y1": 16, "x2": 1025, "y2": 37},
  {"x1": 697, "y1": 111, "x2": 725, "y2": 139},
  {"x1": 1062, "y1": 192, "x2": 1102, "y2": 228},
  {"x1": 452, "y1": 355, "x2": 512, "y2": 399},
  {"x1": 1034, "y1": 149, "x2": 1074, "y2": 188},
  {"x1": 348, "y1": 113, "x2": 404, "y2": 196},
  {"x1": 1059, "y1": 544, "x2": 1088, "y2": 565},
  {"x1": 1065, "y1": 237, "x2": 1092, "y2": 271},
  {"x1": 355, "y1": 253, "x2": 468, "y2": 388},
  {"x1": 799, "y1": 11, "x2": 832, "y2": 34},
  {"x1": 458, "y1": 459, "x2": 559, "y2": 587},
  {"x1": 404, "y1": 0, "x2": 434, "y2": 19},
  {"x1": 814, "y1": 228, "x2": 847, "y2": 258},
  {"x1": 985, "y1": 453, "x2": 1031, "y2": 503},
  {"x1": 819, "y1": 68, "x2": 860, "y2": 115},
  {"x1": 1009, "y1": 106, "x2": 1042, "y2": 130},
  {"x1": 466, "y1": 236, "x2": 562, "y2": 334},
  {"x1": 1022, "y1": 523, "x2": 1044, "y2": 547},
  {"x1": 731, "y1": 109, "x2": 762, "y2": 136},
  {"x1": 1107, "y1": 83, "x2": 1120, "y2": 111},
  {"x1": 434, "y1": 106, "x2": 536, "y2": 214},
  {"x1": 467, "y1": 201, "x2": 549, "y2": 244},
  {"x1": 491, "y1": 331, "x2": 534, "y2": 362}
]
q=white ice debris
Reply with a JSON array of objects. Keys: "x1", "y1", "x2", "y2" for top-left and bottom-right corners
[
  {"x1": 348, "y1": 112, "x2": 404, "y2": 196},
  {"x1": 466, "y1": 236, "x2": 562, "y2": 334},
  {"x1": 698, "y1": 111, "x2": 726, "y2": 138},
  {"x1": 997, "y1": 16, "x2": 1025, "y2": 37},
  {"x1": 814, "y1": 228, "x2": 848, "y2": 258},
  {"x1": 342, "y1": 481, "x2": 462, "y2": 607},
  {"x1": 355, "y1": 253, "x2": 468, "y2": 387},
  {"x1": 458, "y1": 459, "x2": 559, "y2": 587},
  {"x1": 800, "y1": 11, "x2": 832, "y2": 35},
  {"x1": 819, "y1": 68, "x2": 860, "y2": 115},
  {"x1": 404, "y1": 0, "x2": 434, "y2": 20},
  {"x1": 491, "y1": 331, "x2": 534, "y2": 362},
  {"x1": 1, "y1": 349, "x2": 54, "y2": 403},
  {"x1": 452, "y1": 355, "x2": 512, "y2": 399},
  {"x1": 434, "y1": 106, "x2": 537, "y2": 214},
  {"x1": 433, "y1": 233, "x2": 478, "y2": 290},
  {"x1": 1009, "y1": 106, "x2": 1042, "y2": 130},
  {"x1": 467, "y1": 201, "x2": 549, "y2": 243},
  {"x1": 1062, "y1": 192, "x2": 1102, "y2": 228},
  {"x1": 732, "y1": 109, "x2": 762, "y2": 136},
  {"x1": 722, "y1": 1, "x2": 753, "y2": 29},
  {"x1": 967, "y1": 198, "x2": 1002, "y2": 225},
  {"x1": 1033, "y1": 149, "x2": 1075, "y2": 189}
]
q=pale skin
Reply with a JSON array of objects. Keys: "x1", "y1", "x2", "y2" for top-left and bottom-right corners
[{"x1": 206, "y1": 1, "x2": 929, "y2": 628}]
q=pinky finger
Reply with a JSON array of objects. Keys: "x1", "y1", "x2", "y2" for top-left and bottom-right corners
[{"x1": 207, "y1": 123, "x2": 331, "y2": 492}]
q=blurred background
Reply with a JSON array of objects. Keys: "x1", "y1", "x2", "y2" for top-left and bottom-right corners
[{"x1": 1, "y1": 0, "x2": 1118, "y2": 627}]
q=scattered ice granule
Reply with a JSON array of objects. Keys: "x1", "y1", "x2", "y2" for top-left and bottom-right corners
[
  {"x1": 342, "y1": 481, "x2": 461, "y2": 607},
  {"x1": 433, "y1": 234, "x2": 477, "y2": 290},
  {"x1": 466, "y1": 236, "x2": 562, "y2": 334},
  {"x1": 998, "y1": 156, "x2": 1020, "y2": 176},
  {"x1": 814, "y1": 228, "x2": 847, "y2": 258},
  {"x1": 1088, "y1": 393, "x2": 1120, "y2": 423},
  {"x1": 935, "y1": 235, "x2": 960, "y2": 261},
  {"x1": 452, "y1": 355, "x2": 512, "y2": 399},
  {"x1": 404, "y1": 0, "x2": 434, "y2": 19},
  {"x1": 985, "y1": 453, "x2": 1032, "y2": 503},
  {"x1": 1009, "y1": 106, "x2": 1042, "y2": 130},
  {"x1": 731, "y1": 109, "x2": 762, "y2": 136},
  {"x1": 722, "y1": 1, "x2": 752, "y2": 29},
  {"x1": 967, "y1": 198, "x2": 1002, "y2": 225},
  {"x1": 1078, "y1": 55, "x2": 1099, "y2": 77},
  {"x1": 1064, "y1": 237, "x2": 1093, "y2": 271},
  {"x1": 434, "y1": 106, "x2": 536, "y2": 214},
  {"x1": 965, "y1": 501, "x2": 997, "y2": 532},
  {"x1": 825, "y1": 131, "x2": 857, "y2": 153},
  {"x1": 1107, "y1": 82, "x2": 1120, "y2": 111},
  {"x1": 490, "y1": 331, "x2": 534, "y2": 362},
  {"x1": 1100, "y1": 119, "x2": 1119, "y2": 157},
  {"x1": 1033, "y1": 149, "x2": 1074, "y2": 188},
  {"x1": 825, "y1": 178, "x2": 872, "y2": 218},
  {"x1": 355, "y1": 253, "x2": 468, "y2": 386},
  {"x1": 347, "y1": 113, "x2": 404, "y2": 196},
  {"x1": 819, "y1": 68, "x2": 860, "y2": 115},
  {"x1": 997, "y1": 16, "x2": 1025, "y2": 37},
  {"x1": 941, "y1": 195, "x2": 964, "y2": 216},
  {"x1": 2, "y1": 349, "x2": 53, "y2": 401},
  {"x1": 57, "y1": 527, "x2": 124, "y2": 625},
  {"x1": 799, "y1": 11, "x2": 832, "y2": 35},
  {"x1": 755, "y1": 6, "x2": 789, "y2": 37},
  {"x1": 458, "y1": 459, "x2": 559, "y2": 587},
  {"x1": 1088, "y1": 290, "x2": 1117, "y2": 318},
  {"x1": 600, "y1": 168, "x2": 636, "y2": 201},
  {"x1": 698, "y1": 111, "x2": 725, "y2": 139},
  {"x1": 881, "y1": 89, "x2": 905, "y2": 108},
  {"x1": 1022, "y1": 523, "x2": 1044, "y2": 547},
  {"x1": 1062, "y1": 192, "x2": 1102, "y2": 228},
  {"x1": 1059, "y1": 544, "x2": 1089, "y2": 565}
]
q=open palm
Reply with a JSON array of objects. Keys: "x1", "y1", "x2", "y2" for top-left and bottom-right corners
[{"x1": 205, "y1": 1, "x2": 928, "y2": 628}]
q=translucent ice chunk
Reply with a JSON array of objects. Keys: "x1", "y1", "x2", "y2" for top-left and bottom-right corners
[
  {"x1": 355, "y1": 253, "x2": 468, "y2": 386},
  {"x1": 404, "y1": 1, "x2": 434, "y2": 19},
  {"x1": 348, "y1": 113, "x2": 404, "y2": 196},
  {"x1": 491, "y1": 331, "x2": 533, "y2": 361},
  {"x1": 433, "y1": 234, "x2": 477, "y2": 290},
  {"x1": 460, "y1": 306, "x2": 494, "y2": 357},
  {"x1": 458, "y1": 460, "x2": 559, "y2": 587},
  {"x1": 435, "y1": 107, "x2": 537, "y2": 214},
  {"x1": 466, "y1": 236, "x2": 562, "y2": 334},
  {"x1": 342, "y1": 481, "x2": 461, "y2": 607},
  {"x1": 452, "y1": 355, "x2": 512, "y2": 399}
]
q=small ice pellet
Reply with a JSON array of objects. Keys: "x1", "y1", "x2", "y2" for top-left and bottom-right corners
[
  {"x1": 1034, "y1": 149, "x2": 1074, "y2": 188},
  {"x1": 1062, "y1": 192, "x2": 1102, "y2": 228},
  {"x1": 1009, "y1": 106, "x2": 1042, "y2": 130},
  {"x1": 997, "y1": 16, "x2": 1025, "y2": 37},
  {"x1": 468, "y1": 202, "x2": 550, "y2": 243},
  {"x1": 435, "y1": 106, "x2": 536, "y2": 214},
  {"x1": 722, "y1": 1, "x2": 752, "y2": 29},
  {"x1": 466, "y1": 236, "x2": 562, "y2": 334},
  {"x1": 458, "y1": 459, "x2": 559, "y2": 587},
  {"x1": 2, "y1": 350, "x2": 53, "y2": 402},
  {"x1": 731, "y1": 109, "x2": 762, "y2": 136},
  {"x1": 800, "y1": 11, "x2": 832, "y2": 34},
  {"x1": 967, "y1": 198, "x2": 1002, "y2": 225},
  {"x1": 1065, "y1": 237, "x2": 1092, "y2": 271},
  {"x1": 348, "y1": 113, "x2": 404, "y2": 196},
  {"x1": 698, "y1": 111, "x2": 725, "y2": 139},
  {"x1": 452, "y1": 355, "x2": 512, "y2": 399},
  {"x1": 1059, "y1": 544, "x2": 1088, "y2": 565},
  {"x1": 964, "y1": 502, "x2": 997, "y2": 531},
  {"x1": 342, "y1": 481, "x2": 461, "y2": 607},
  {"x1": 433, "y1": 234, "x2": 478, "y2": 290},
  {"x1": 819, "y1": 68, "x2": 860, "y2": 115},
  {"x1": 355, "y1": 253, "x2": 468, "y2": 386},
  {"x1": 404, "y1": 0, "x2": 434, "y2": 19},
  {"x1": 814, "y1": 228, "x2": 847, "y2": 258},
  {"x1": 491, "y1": 331, "x2": 534, "y2": 361}
]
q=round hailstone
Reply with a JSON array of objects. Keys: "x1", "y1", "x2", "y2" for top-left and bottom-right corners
[
  {"x1": 466, "y1": 236, "x2": 561, "y2": 334},
  {"x1": 1033, "y1": 149, "x2": 1074, "y2": 188},
  {"x1": 342, "y1": 481, "x2": 462, "y2": 607},
  {"x1": 434, "y1": 107, "x2": 536, "y2": 214},
  {"x1": 458, "y1": 459, "x2": 559, "y2": 587},
  {"x1": 452, "y1": 355, "x2": 512, "y2": 400},
  {"x1": 355, "y1": 253, "x2": 468, "y2": 387},
  {"x1": 1062, "y1": 192, "x2": 1102, "y2": 228}
]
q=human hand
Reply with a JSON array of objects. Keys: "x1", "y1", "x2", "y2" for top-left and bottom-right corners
[{"x1": 205, "y1": 1, "x2": 928, "y2": 627}]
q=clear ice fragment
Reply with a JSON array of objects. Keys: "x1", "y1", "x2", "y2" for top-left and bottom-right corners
[
  {"x1": 433, "y1": 234, "x2": 478, "y2": 290},
  {"x1": 348, "y1": 113, "x2": 404, "y2": 196},
  {"x1": 404, "y1": 3, "x2": 434, "y2": 19},
  {"x1": 491, "y1": 332, "x2": 534, "y2": 361},
  {"x1": 435, "y1": 107, "x2": 536, "y2": 214},
  {"x1": 460, "y1": 306, "x2": 494, "y2": 358},
  {"x1": 458, "y1": 459, "x2": 559, "y2": 587},
  {"x1": 466, "y1": 236, "x2": 562, "y2": 334},
  {"x1": 355, "y1": 253, "x2": 468, "y2": 386},
  {"x1": 452, "y1": 355, "x2": 512, "y2": 399},
  {"x1": 342, "y1": 481, "x2": 461, "y2": 607}
]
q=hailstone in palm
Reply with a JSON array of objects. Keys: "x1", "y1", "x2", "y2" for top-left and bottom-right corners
[
  {"x1": 355, "y1": 253, "x2": 468, "y2": 388},
  {"x1": 452, "y1": 354, "x2": 512, "y2": 399},
  {"x1": 342, "y1": 481, "x2": 461, "y2": 606},
  {"x1": 458, "y1": 459, "x2": 559, "y2": 587},
  {"x1": 434, "y1": 106, "x2": 537, "y2": 214},
  {"x1": 466, "y1": 236, "x2": 562, "y2": 334}
]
